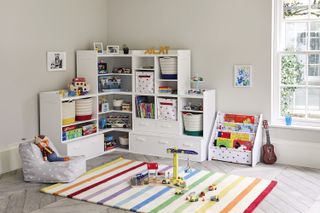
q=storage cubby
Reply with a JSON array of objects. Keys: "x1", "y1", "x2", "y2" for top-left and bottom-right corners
[
  {"x1": 180, "y1": 97, "x2": 203, "y2": 113},
  {"x1": 103, "y1": 131, "x2": 129, "y2": 152},
  {"x1": 99, "y1": 112, "x2": 132, "y2": 132},
  {"x1": 98, "y1": 75, "x2": 132, "y2": 93},
  {"x1": 98, "y1": 94, "x2": 132, "y2": 113},
  {"x1": 135, "y1": 95, "x2": 155, "y2": 119},
  {"x1": 157, "y1": 81, "x2": 178, "y2": 95},
  {"x1": 133, "y1": 56, "x2": 155, "y2": 70},
  {"x1": 97, "y1": 56, "x2": 132, "y2": 74},
  {"x1": 158, "y1": 56, "x2": 178, "y2": 80}
]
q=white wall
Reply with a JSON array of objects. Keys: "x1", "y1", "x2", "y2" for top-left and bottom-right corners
[
  {"x1": 0, "y1": 0, "x2": 108, "y2": 151},
  {"x1": 106, "y1": 0, "x2": 320, "y2": 168}
]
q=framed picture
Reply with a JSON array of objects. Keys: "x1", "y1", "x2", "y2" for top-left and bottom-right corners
[
  {"x1": 106, "y1": 45, "x2": 120, "y2": 55},
  {"x1": 234, "y1": 65, "x2": 252, "y2": 88},
  {"x1": 93, "y1": 42, "x2": 104, "y2": 54},
  {"x1": 47, "y1": 52, "x2": 66, "y2": 72}
]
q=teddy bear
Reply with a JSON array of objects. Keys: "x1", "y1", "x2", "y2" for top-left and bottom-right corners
[{"x1": 34, "y1": 135, "x2": 70, "y2": 162}]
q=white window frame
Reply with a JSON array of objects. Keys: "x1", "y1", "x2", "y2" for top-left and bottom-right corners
[{"x1": 272, "y1": 0, "x2": 320, "y2": 127}]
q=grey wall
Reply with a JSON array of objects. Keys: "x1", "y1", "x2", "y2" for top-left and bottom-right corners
[
  {"x1": 0, "y1": 0, "x2": 108, "y2": 149},
  {"x1": 107, "y1": 0, "x2": 320, "y2": 143}
]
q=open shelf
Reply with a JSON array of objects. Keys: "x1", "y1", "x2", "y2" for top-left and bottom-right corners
[
  {"x1": 61, "y1": 94, "x2": 96, "y2": 101},
  {"x1": 98, "y1": 73, "x2": 132, "y2": 76},
  {"x1": 62, "y1": 118, "x2": 97, "y2": 128},
  {"x1": 98, "y1": 110, "x2": 132, "y2": 115},
  {"x1": 100, "y1": 128, "x2": 132, "y2": 134}
]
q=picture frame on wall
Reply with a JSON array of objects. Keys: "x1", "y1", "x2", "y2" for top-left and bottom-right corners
[
  {"x1": 106, "y1": 45, "x2": 120, "y2": 55},
  {"x1": 47, "y1": 52, "x2": 66, "y2": 72},
  {"x1": 234, "y1": 65, "x2": 252, "y2": 88},
  {"x1": 93, "y1": 42, "x2": 104, "y2": 54}
]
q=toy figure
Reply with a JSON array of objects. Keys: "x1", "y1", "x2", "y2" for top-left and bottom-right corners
[{"x1": 34, "y1": 135, "x2": 70, "y2": 162}]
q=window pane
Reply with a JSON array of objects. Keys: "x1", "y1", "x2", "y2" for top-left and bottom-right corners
[
  {"x1": 310, "y1": 0, "x2": 320, "y2": 18},
  {"x1": 281, "y1": 87, "x2": 306, "y2": 117},
  {"x1": 308, "y1": 88, "x2": 320, "y2": 119},
  {"x1": 310, "y1": 22, "x2": 320, "y2": 50},
  {"x1": 281, "y1": 54, "x2": 306, "y2": 85},
  {"x1": 285, "y1": 23, "x2": 308, "y2": 51},
  {"x1": 283, "y1": 0, "x2": 309, "y2": 19},
  {"x1": 308, "y1": 54, "x2": 320, "y2": 85}
]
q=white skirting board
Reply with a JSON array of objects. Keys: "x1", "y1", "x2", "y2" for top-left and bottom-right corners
[
  {"x1": 1, "y1": 138, "x2": 320, "y2": 174},
  {"x1": 271, "y1": 138, "x2": 320, "y2": 169},
  {"x1": 0, "y1": 145, "x2": 21, "y2": 175}
]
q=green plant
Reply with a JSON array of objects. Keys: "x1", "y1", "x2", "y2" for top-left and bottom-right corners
[{"x1": 280, "y1": 54, "x2": 304, "y2": 116}]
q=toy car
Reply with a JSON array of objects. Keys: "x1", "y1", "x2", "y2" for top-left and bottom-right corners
[
  {"x1": 208, "y1": 184, "x2": 217, "y2": 191},
  {"x1": 186, "y1": 192, "x2": 198, "y2": 202},
  {"x1": 175, "y1": 189, "x2": 186, "y2": 195},
  {"x1": 106, "y1": 120, "x2": 127, "y2": 128},
  {"x1": 162, "y1": 179, "x2": 170, "y2": 184},
  {"x1": 210, "y1": 195, "x2": 220, "y2": 202}
]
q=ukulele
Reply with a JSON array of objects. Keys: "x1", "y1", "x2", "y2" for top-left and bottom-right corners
[{"x1": 262, "y1": 120, "x2": 277, "y2": 164}]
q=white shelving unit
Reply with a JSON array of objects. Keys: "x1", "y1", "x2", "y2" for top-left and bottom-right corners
[{"x1": 40, "y1": 50, "x2": 216, "y2": 161}]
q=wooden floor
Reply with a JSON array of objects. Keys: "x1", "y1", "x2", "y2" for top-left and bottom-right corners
[{"x1": 1, "y1": 151, "x2": 320, "y2": 213}]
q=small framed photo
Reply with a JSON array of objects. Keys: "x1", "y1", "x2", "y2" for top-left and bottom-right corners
[
  {"x1": 47, "y1": 52, "x2": 66, "y2": 72},
  {"x1": 234, "y1": 65, "x2": 252, "y2": 88},
  {"x1": 93, "y1": 42, "x2": 104, "y2": 54},
  {"x1": 106, "y1": 45, "x2": 120, "y2": 55}
]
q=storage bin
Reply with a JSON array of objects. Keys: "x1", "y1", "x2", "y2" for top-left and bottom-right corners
[
  {"x1": 75, "y1": 98, "x2": 93, "y2": 121},
  {"x1": 62, "y1": 101, "x2": 75, "y2": 125},
  {"x1": 159, "y1": 57, "x2": 177, "y2": 79},
  {"x1": 183, "y1": 113, "x2": 203, "y2": 136},
  {"x1": 99, "y1": 76, "x2": 121, "y2": 92},
  {"x1": 211, "y1": 146, "x2": 252, "y2": 165},
  {"x1": 157, "y1": 98, "x2": 177, "y2": 121},
  {"x1": 136, "y1": 71, "x2": 154, "y2": 94}
]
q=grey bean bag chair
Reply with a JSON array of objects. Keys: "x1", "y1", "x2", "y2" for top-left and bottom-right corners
[{"x1": 19, "y1": 140, "x2": 86, "y2": 183}]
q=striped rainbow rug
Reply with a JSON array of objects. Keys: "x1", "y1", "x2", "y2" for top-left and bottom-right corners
[{"x1": 41, "y1": 157, "x2": 277, "y2": 213}]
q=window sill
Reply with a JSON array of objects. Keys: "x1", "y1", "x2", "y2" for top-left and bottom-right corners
[{"x1": 270, "y1": 123, "x2": 320, "y2": 131}]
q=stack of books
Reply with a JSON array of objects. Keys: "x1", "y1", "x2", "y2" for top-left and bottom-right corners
[{"x1": 135, "y1": 96, "x2": 155, "y2": 119}]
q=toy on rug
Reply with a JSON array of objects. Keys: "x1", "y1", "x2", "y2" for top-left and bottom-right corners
[{"x1": 35, "y1": 135, "x2": 70, "y2": 162}]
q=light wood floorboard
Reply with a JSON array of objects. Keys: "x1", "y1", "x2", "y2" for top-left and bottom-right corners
[{"x1": 0, "y1": 151, "x2": 319, "y2": 213}]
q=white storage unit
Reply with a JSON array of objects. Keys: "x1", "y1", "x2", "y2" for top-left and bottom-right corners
[{"x1": 40, "y1": 50, "x2": 216, "y2": 162}]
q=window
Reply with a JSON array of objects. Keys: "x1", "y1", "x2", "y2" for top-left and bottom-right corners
[{"x1": 273, "y1": 0, "x2": 320, "y2": 125}]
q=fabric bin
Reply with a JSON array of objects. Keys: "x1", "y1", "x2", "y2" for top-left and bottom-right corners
[
  {"x1": 157, "y1": 98, "x2": 177, "y2": 120},
  {"x1": 62, "y1": 101, "x2": 75, "y2": 125},
  {"x1": 183, "y1": 113, "x2": 203, "y2": 136},
  {"x1": 136, "y1": 71, "x2": 154, "y2": 94},
  {"x1": 159, "y1": 57, "x2": 177, "y2": 79},
  {"x1": 75, "y1": 98, "x2": 93, "y2": 121}
]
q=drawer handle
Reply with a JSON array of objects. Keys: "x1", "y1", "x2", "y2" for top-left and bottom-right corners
[
  {"x1": 158, "y1": 140, "x2": 169, "y2": 145},
  {"x1": 136, "y1": 137, "x2": 146, "y2": 142},
  {"x1": 183, "y1": 143, "x2": 193, "y2": 147},
  {"x1": 160, "y1": 125, "x2": 172, "y2": 128}
]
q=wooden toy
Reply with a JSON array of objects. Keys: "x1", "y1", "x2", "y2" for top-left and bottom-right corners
[
  {"x1": 69, "y1": 77, "x2": 90, "y2": 96},
  {"x1": 144, "y1": 46, "x2": 170, "y2": 55},
  {"x1": 186, "y1": 192, "x2": 198, "y2": 202},
  {"x1": 210, "y1": 195, "x2": 220, "y2": 202},
  {"x1": 147, "y1": 162, "x2": 158, "y2": 180}
]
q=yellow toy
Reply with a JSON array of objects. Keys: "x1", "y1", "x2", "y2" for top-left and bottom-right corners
[
  {"x1": 144, "y1": 46, "x2": 170, "y2": 55},
  {"x1": 166, "y1": 148, "x2": 198, "y2": 185}
]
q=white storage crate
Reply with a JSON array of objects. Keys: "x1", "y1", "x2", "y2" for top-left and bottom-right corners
[{"x1": 135, "y1": 71, "x2": 154, "y2": 94}]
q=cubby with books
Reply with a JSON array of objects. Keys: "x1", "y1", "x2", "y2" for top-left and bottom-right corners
[{"x1": 208, "y1": 111, "x2": 263, "y2": 166}]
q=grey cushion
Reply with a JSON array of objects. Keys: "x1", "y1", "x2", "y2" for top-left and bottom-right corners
[{"x1": 19, "y1": 140, "x2": 86, "y2": 183}]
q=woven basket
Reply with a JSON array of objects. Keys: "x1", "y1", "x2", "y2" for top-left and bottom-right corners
[
  {"x1": 159, "y1": 57, "x2": 177, "y2": 75},
  {"x1": 183, "y1": 113, "x2": 203, "y2": 136}
]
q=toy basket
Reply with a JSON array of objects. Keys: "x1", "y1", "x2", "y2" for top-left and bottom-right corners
[
  {"x1": 183, "y1": 113, "x2": 203, "y2": 136},
  {"x1": 62, "y1": 101, "x2": 75, "y2": 125},
  {"x1": 159, "y1": 57, "x2": 177, "y2": 79},
  {"x1": 75, "y1": 98, "x2": 93, "y2": 121}
]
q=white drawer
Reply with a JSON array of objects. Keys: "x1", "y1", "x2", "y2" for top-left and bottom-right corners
[
  {"x1": 176, "y1": 139, "x2": 202, "y2": 162},
  {"x1": 134, "y1": 119, "x2": 179, "y2": 135},
  {"x1": 130, "y1": 134, "x2": 176, "y2": 158},
  {"x1": 67, "y1": 134, "x2": 104, "y2": 159}
]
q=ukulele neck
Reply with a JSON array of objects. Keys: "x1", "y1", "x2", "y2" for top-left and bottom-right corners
[{"x1": 265, "y1": 129, "x2": 271, "y2": 145}]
